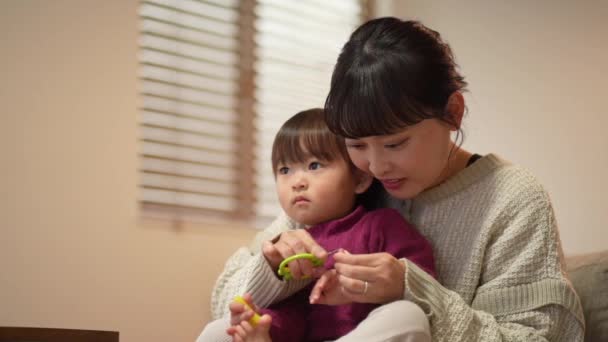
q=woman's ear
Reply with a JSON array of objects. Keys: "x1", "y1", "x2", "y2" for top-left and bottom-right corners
[
  {"x1": 354, "y1": 171, "x2": 374, "y2": 194},
  {"x1": 445, "y1": 91, "x2": 465, "y2": 130}
]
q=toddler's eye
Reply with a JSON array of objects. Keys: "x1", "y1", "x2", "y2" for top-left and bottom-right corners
[
  {"x1": 278, "y1": 166, "x2": 289, "y2": 174},
  {"x1": 309, "y1": 162, "x2": 322, "y2": 170}
]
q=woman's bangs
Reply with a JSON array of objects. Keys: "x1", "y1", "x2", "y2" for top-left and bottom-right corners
[{"x1": 326, "y1": 60, "x2": 430, "y2": 139}]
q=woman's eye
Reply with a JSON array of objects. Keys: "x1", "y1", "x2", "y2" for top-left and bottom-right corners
[
  {"x1": 278, "y1": 167, "x2": 289, "y2": 174},
  {"x1": 308, "y1": 161, "x2": 322, "y2": 170},
  {"x1": 346, "y1": 143, "x2": 365, "y2": 150},
  {"x1": 386, "y1": 139, "x2": 408, "y2": 149}
]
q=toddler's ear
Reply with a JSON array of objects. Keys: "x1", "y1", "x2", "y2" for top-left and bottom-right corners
[{"x1": 354, "y1": 171, "x2": 373, "y2": 194}]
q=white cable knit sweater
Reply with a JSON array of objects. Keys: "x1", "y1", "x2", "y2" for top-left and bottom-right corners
[{"x1": 209, "y1": 154, "x2": 584, "y2": 341}]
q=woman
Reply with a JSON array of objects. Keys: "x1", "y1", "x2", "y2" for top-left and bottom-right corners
[{"x1": 208, "y1": 17, "x2": 584, "y2": 341}]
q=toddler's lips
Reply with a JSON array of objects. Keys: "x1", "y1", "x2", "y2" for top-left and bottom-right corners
[{"x1": 293, "y1": 196, "x2": 309, "y2": 204}]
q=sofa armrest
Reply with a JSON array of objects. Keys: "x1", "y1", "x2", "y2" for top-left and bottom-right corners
[{"x1": 565, "y1": 250, "x2": 608, "y2": 342}]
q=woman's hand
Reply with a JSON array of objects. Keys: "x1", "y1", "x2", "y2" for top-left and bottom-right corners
[
  {"x1": 262, "y1": 229, "x2": 327, "y2": 280},
  {"x1": 309, "y1": 269, "x2": 351, "y2": 305},
  {"x1": 310, "y1": 251, "x2": 406, "y2": 305}
]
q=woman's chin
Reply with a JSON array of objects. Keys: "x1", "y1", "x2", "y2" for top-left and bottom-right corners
[{"x1": 385, "y1": 185, "x2": 421, "y2": 200}]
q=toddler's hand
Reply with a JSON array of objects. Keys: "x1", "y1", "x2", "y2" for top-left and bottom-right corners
[
  {"x1": 227, "y1": 293, "x2": 272, "y2": 342},
  {"x1": 229, "y1": 294, "x2": 259, "y2": 326}
]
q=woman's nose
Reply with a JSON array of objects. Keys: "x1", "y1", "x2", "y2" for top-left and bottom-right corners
[{"x1": 368, "y1": 153, "x2": 390, "y2": 177}]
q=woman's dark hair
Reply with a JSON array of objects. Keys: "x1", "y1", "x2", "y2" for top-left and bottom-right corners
[
  {"x1": 325, "y1": 17, "x2": 468, "y2": 138},
  {"x1": 271, "y1": 108, "x2": 351, "y2": 176}
]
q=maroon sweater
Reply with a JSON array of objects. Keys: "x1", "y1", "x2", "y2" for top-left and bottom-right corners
[{"x1": 260, "y1": 205, "x2": 435, "y2": 342}]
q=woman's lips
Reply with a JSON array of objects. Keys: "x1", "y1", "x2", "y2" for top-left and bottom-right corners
[{"x1": 380, "y1": 178, "x2": 404, "y2": 190}]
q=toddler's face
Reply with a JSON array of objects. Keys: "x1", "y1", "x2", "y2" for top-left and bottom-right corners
[{"x1": 275, "y1": 155, "x2": 358, "y2": 226}]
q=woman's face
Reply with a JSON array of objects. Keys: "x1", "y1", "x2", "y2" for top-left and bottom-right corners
[{"x1": 345, "y1": 118, "x2": 454, "y2": 199}]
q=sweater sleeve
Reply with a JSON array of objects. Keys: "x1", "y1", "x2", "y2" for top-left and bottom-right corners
[
  {"x1": 401, "y1": 183, "x2": 584, "y2": 341},
  {"x1": 210, "y1": 212, "x2": 311, "y2": 319}
]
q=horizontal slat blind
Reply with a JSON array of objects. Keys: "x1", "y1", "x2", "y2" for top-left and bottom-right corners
[
  {"x1": 253, "y1": 0, "x2": 362, "y2": 217},
  {"x1": 138, "y1": 0, "x2": 241, "y2": 213},
  {"x1": 138, "y1": 0, "x2": 364, "y2": 220}
]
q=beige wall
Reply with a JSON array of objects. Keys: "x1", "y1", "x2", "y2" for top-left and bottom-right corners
[
  {"x1": 380, "y1": 0, "x2": 608, "y2": 255},
  {"x1": 1, "y1": 1, "x2": 256, "y2": 341},
  {"x1": 2, "y1": 1, "x2": 607, "y2": 341}
]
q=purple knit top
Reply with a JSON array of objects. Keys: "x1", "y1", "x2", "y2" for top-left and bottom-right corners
[{"x1": 261, "y1": 205, "x2": 435, "y2": 342}]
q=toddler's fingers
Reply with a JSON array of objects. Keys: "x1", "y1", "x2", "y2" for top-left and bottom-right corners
[
  {"x1": 229, "y1": 301, "x2": 245, "y2": 313},
  {"x1": 256, "y1": 314, "x2": 272, "y2": 335},
  {"x1": 229, "y1": 309, "x2": 249, "y2": 325},
  {"x1": 230, "y1": 310, "x2": 253, "y2": 326},
  {"x1": 234, "y1": 324, "x2": 247, "y2": 340},
  {"x1": 242, "y1": 293, "x2": 258, "y2": 311},
  {"x1": 241, "y1": 310, "x2": 253, "y2": 322},
  {"x1": 228, "y1": 302, "x2": 245, "y2": 325},
  {"x1": 259, "y1": 314, "x2": 272, "y2": 326},
  {"x1": 240, "y1": 321, "x2": 254, "y2": 334}
]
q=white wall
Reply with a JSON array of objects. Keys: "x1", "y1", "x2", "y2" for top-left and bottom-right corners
[{"x1": 378, "y1": 0, "x2": 608, "y2": 255}]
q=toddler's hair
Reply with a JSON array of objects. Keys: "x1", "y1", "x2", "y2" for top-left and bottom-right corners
[{"x1": 271, "y1": 108, "x2": 351, "y2": 176}]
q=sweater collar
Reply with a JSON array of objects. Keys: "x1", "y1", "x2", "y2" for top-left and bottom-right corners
[{"x1": 413, "y1": 154, "x2": 507, "y2": 204}]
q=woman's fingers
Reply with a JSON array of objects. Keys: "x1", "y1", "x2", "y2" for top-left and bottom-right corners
[
  {"x1": 334, "y1": 252, "x2": 406, "y2": 304},
  {"x1": 333, "y1": 262, "x2": 374, "y2": 280},
  {"x1": 270, "y1": 230, "x2": 327, "y2": 279},
  {"x1": 282, "y1": 232, "x2": 311, "y2": 278},
  {"x1": 310, "y1": 269, "x2": 352, "y2": 305},
  {"x1": 309, "y1": 270, "x2": 335, "y2": 303},
  {"x1": 262, "y1": 241, "x2": 283, "y2": 269},
  {"x1": 272, "y1": 237, "x2": 303, "y2": 278},
  {"x1": 333, "y1": 250, "x2": 390, "y2": 266}
]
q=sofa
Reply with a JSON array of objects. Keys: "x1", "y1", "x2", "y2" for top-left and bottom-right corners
[{"x1": 565, "y1": 250, "x2": 608, "y2": 341}]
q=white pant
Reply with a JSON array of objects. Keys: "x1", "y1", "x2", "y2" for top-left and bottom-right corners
[{"x1": 196, "y1": 300, "x2": 431, "y2": 342}]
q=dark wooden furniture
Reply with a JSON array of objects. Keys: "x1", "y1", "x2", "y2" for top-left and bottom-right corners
[{"x1": 0, "y1": 327, "x2": 118, "y2": 342}]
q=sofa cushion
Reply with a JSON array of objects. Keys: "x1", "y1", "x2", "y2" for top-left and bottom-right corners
[{"x1": 566, "y1": 250, "x2": 608, "y2": 342}]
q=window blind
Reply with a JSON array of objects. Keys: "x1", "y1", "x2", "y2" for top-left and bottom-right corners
[
  {"x1": 137, "y1": 0, "x2": 365, "y2": 221},
  {"x1": 138, "y1": 0, "x2": 243, "y2": 217},
  {"x1": 253, "y1": 0, "x2": 362, "y2": 217}
]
